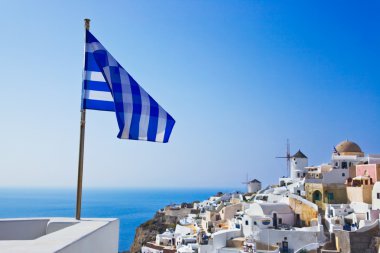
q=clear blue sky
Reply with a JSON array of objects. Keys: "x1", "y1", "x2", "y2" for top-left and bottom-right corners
[{"x1": 0, "y1": 1, "x2": 379, "y2": 188}]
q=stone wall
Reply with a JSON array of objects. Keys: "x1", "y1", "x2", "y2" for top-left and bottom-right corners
[
  {"x1": 335, "y1": 221, "x2": 380, "y2": 253},
  {"x1": 164, "y1": 207, "x2": 193, "y2": 218}
]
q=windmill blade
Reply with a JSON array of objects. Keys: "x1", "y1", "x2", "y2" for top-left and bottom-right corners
[{"x1": 275, "y1": 139, "x2": 291, "y2": 177}]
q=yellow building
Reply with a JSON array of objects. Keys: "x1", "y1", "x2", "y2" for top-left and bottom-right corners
[
  {"x1": 288, "y1": 195, "x2": 318, "y2": 227},
  {"x1": 305, "y1": 183, "x2": 347, "y2": 209}
]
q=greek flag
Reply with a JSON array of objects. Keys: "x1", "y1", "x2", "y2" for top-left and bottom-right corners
[{"x1": 81, "y1": 30, "x2": 175, "y2": 143}]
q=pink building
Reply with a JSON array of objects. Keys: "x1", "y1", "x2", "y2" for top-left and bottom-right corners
[{"x1": 355, "y1": 164, "x2": 380, "y2": 182}]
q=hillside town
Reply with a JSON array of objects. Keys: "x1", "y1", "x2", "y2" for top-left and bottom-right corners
[{"x1": 138, "y1": 140, "x2": 380, "y2": 253}]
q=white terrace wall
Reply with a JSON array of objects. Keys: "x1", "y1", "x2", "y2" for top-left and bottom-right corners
[
  {"x1": 58, "y1": 219, "x2": 119, "y2": 253},
  {"x1": 0, "y1": 218, "x2": 119, "y2": 253},
  {"x1": 0, "y1": 219, "x2": 49, "y2": 240},
  {"x1": 256, "y1": 226, "x2": 324, "y2": 252}
]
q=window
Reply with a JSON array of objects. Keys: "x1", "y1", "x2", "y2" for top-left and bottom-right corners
[
  {"x1": 342, "y1": 162, "x2": 348, "y2": 169},
  {"x1": 377, "y1": 193, "x2": 380, "y2": 199},
  {"x1": 245, "y1": 220, "x2": 249, "y2": 225},
  {"x1": 279, "y1": 218, "x2": 282, "y2": 224},
  {"x1": 328, "y1": 193, "x2": 334, "y2": 200},
  {"x1": 253, "y1": 221, "x2": 257, "y2": 225},
  {"x1": 297, "y1": 172, "x2": 300, "y2": 177},
  {"x1": 342, "y1": 173, "x2": 345, "y2": 177}
]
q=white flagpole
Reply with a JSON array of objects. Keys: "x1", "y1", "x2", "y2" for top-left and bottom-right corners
[{"x1": 76, "y1": 18, "x2": 90, "y2": 220}]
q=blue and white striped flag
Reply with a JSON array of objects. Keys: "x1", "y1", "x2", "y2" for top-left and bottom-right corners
[{"x1": 81, "y1": 30, "x2": 175, "y2": 143}]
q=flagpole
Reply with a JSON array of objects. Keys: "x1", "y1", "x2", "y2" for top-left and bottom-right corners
[{"x1": 76, "y1": 18, "x2": 90, "y2": 220}]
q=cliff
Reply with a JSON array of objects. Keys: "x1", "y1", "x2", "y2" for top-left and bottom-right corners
[{"x1": 129, "y1": 212, "x2": 178, "y2": 253}]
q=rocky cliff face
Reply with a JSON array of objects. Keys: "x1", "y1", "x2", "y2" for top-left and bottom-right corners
[{"x1": 129, "y1": 212, "x2": 178, "y2": 253}]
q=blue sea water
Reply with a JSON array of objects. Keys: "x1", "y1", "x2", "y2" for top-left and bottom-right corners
[{"x1": 0, "y1": 188, "x2": 237, "y2": 252}]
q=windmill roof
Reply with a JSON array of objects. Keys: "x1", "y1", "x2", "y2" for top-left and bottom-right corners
[
  {"x1": 292, "y1": 150, "x2": 307, "y2": 158},
  {"x1": 250, "y1": 179, "x2": 261, "y2": 183}
]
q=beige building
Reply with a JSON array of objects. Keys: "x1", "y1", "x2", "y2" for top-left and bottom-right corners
[
  {"x1": 220, "y1": 203, "x2": 242, "y2": 221},
  {"x1": 202, "y1": 204, "x2": 242, "y2": 233},
  {"x1": 201, "y1": 210, "x2": 221, "y2": 232},
  {"x1": 346, "y1": 176, "x2": 373, "y2": 204}
]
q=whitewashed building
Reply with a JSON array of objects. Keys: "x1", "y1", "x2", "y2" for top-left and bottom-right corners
[
  {"x1": 242, "y1": 202, "x2": 294, "y2": 235},
  {"x1": 372, "y1": 182, "x2": 380, "y2": 210}
]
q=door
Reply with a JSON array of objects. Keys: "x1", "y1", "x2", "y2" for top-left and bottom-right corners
[
  {"x1": 273, "y1": 213, "x2": 278, "y2": 228},
  {"x1": 295, "y1": 214, "x2": 301, "y2": 227}
]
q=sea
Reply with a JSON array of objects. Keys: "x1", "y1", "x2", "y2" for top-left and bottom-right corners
[{"x1": 0, "y1": 188, "x2": 240, "y2": 252}]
